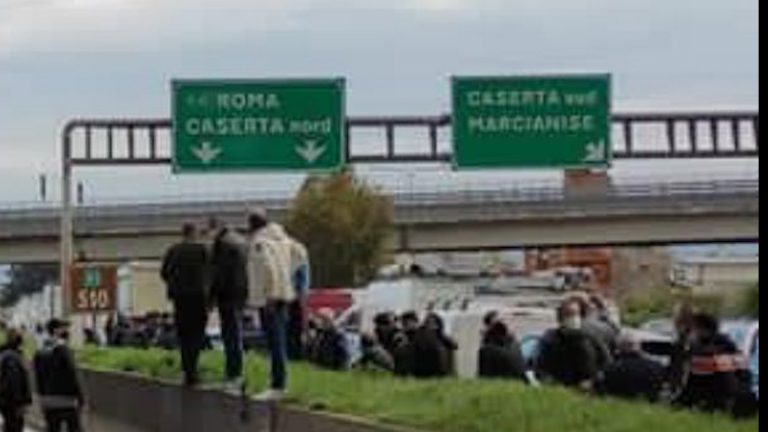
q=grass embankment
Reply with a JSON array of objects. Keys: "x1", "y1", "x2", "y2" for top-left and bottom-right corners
[{"x1": 77, "y1": 347, "x2": 758, "y2": 432}]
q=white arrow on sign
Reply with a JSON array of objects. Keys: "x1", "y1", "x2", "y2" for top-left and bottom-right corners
[
  {"x1": 296, "y1": 139, "x2": 326, "y2": 163},
  {"x1": 192, "y1": 141, "x2": 222, "y2": 164},
  {"x1": 583, "y1": 140, "x2": 606, "y2": 162}
]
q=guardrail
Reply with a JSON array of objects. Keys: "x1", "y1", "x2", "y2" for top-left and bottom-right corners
[{"x1": 0, "y1": 178, "x2": 758, "y2": 224}]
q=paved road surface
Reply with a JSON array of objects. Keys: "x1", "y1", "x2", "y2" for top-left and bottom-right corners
[{"x1": 21, "y1": 410, "x2": 147, "y2": 432}]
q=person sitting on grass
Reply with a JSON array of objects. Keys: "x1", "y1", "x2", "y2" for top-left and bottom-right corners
[
  {"x1": 373, "y1": 312, "x2": 401, "y2": 358},
  {"x1": 355, "y1": 333, "x2": 394, "y2": 372},
  {"x1": 478, "y1": 320, "x2": 527, "y2": 381},
  {"x1": 392, "y1": 311, "x2": 420, "y2": 376},
  {"x1": 411, "y1": 313, "x2": 457, "y2": 378},
  {"x1": 307, "y1": 309, "x2": 349, "y2": 371},
  {"x1": 674, "y1": 313, "x2": 757, "y2": 418},
  {"x1": 595, "y1": 332, "x2": 666, "y2": 402},
  {"x1": 536, "y1": 300, "x2": 599, "y2": 391}
]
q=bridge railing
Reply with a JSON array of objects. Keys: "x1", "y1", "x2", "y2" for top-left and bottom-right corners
[
  {"x1": 0, "y1": 178, "x2": 758, "y2": 224},
  {"x1": 391, "y1": 177, "x2": 759, "y2": 206}
]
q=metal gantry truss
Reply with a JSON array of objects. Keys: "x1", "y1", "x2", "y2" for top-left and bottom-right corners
[{"x1": 64, "y1": 111, "x2": 759, "y2": 166}]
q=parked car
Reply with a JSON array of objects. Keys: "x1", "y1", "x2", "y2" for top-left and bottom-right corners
[{"x1": 721, "y1": 320, "x2": 759, "y2": 399}]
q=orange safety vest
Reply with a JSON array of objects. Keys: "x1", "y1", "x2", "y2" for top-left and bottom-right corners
[{"x1": 690, "y1": 354, "x2": 747, "y2": 375}]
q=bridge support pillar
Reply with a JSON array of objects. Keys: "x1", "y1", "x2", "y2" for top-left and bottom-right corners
[{"x1": 563, "y1": 169, "x2": 612, "y2": 198}]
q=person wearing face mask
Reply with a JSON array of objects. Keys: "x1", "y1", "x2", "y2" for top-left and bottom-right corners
[
  {"x1": 535, "y1": 300, "x2": 599, "y2": 390},
  {"x1": 33, "y1": 319, "x2": 85, "y2": 432},
  {"x1": 569, "y1": 293, "x2": 614, "y2": 370}
]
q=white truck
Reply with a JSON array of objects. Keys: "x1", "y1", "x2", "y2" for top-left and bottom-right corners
[{"x1": 354, "y1": 276, "x2": 476, "y2": 333}]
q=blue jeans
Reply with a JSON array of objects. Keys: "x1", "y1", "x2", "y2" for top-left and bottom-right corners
[
  {"x1": 219, "y1": 305, "x2": 244, "y2": 380},
  {"x1": 259, "y1": 303, "x2": 288, "y2": 390}
]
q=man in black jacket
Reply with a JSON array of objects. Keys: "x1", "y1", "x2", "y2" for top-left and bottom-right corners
[
  {"x1": 33, "y1": 319, "x2": 84, "y2": 432},
  {"x1": 411, "y1": 314, "x2": 456, "y2": 378},
  {"x1": 207, "y1": 218, "x2": 248, "y2": 387},
  {"x1": 536, "y1": 301, "x2": 599, "y2": 390},
  {"x1": 478, "y1": 321, "x2": 527, "y2": 381},
  {"x1": 161, "y1": 222, "x2": 210, "y2": 387},
  {"x1": 373, "y1": 312, "x2": 400, "y2": 358},
  {"x1": 0, "y1": 329, "x2": 32, "y2": 432}
]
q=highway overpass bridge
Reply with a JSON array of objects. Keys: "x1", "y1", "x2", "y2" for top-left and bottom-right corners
[{"x1": 0, "y1": 178, "x2": 758, "y2": 263}]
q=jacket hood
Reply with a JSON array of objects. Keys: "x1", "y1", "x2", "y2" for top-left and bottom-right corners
[{"x1": 260, "y1": 223, "x2": 288, "y2": 240}]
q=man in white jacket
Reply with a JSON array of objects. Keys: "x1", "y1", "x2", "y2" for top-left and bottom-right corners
[{"x1": 246, "y1": 210, "x2": 296, "y2": 400}]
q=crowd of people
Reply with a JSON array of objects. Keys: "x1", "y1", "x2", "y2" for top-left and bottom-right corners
[
  {"x1": 533, "y1": 296, "x2": 757, "y2": 418},
  {"x1": 291, "y1": 291, "x2": 757, "y2": 420},
  {"x1": 0, "y1": 206, "x2": 757, "y2": 429}
]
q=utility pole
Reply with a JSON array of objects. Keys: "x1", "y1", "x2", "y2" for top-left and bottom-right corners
[
  {"x1": 39, "y1": 174, "x2": 47, "y2": 202},
  {"x1": 77, "y1": 181, "x2": 84, "y2": 205},
  {"x1": 61, "y1": 127, "x2": 74, "y2": 318}
]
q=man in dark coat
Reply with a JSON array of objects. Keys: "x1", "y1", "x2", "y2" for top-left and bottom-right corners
[
  {"x1": 207, "y1": 218, "x2": 248, "y2": 387},
  {"x1": 373, "y1": 312, "x2": 400, "y2": 358},
  {"x1": 393, "y1": 311, "x2": 420, "y2": 376},
  {"x1": 411, "y1": 313, "x2": 456, "y2": 378},
  {"x1": 34, "y1": 319, "x2": 85, "y2": 432},
  {"x1": 478, "y1": 321, "x2": 527, "y2": 380},
  {"x1": 0, "y1": 329, "x2": 32, "y2": 432},
  {"x1": 596, "y1": 333, "x2": 666, "y2": 402},
  {"x1": 161, "y1": 222, "x2": 210, "y2": 387},
  {"x1": 536, "y1": 301, "x2": 599, "y2": 390}
]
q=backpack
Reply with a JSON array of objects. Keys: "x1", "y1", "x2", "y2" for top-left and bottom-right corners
[
  {"x1": 33, "y1": 347, "x2": 56, "y2": 396},
  {"x1": 0, "y1": 350, "x2": 26, "y2": 406}
]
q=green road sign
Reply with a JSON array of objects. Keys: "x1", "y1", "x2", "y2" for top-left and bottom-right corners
[
  {"x1": 172, "y1": 79, "x2": 345, "y2": 172},
  {"x1": 83, "y1": 267, "x2": 101, "y2": 289},
  {"x1": 452, "y1": 75, "x2": 611, "y2": 169}
]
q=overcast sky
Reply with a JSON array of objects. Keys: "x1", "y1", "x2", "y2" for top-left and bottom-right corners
[{"x1": 0, "y1": 0, "x2": 759, "y2": 204}]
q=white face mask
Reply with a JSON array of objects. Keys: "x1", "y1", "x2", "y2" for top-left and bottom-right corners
[{"x1": 562, "y1": 316, "x2": 582, "y2": 330}]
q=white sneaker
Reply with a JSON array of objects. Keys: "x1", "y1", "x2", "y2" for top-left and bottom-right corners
[
  {"x1": 525, "y1": 370, "x2": 541, "y2": 388},
  {"x1": 254, "y1": 389, "x2": 285, "y2": 402},
  {"x1": 224, "y1": 377, "x2": 244, "y2": 393}
]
